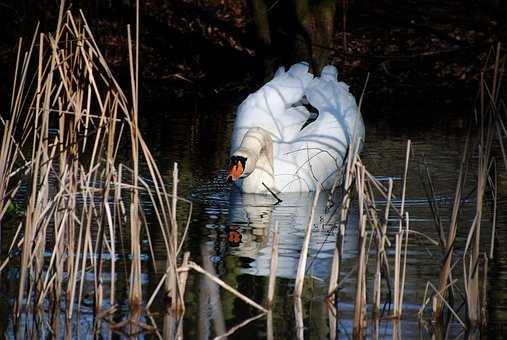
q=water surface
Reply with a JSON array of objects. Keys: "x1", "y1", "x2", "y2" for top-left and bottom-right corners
[
  {"x1": 141, "y1": 95, "x2": 505, "y2": 339},
  {"x1": 4, "y1": 92, "x2": 500, "y2": 338}
]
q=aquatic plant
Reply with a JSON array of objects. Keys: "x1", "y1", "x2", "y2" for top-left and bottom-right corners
[{"x1": 0, "y1": 2, "x2": 196, "y2": 337}]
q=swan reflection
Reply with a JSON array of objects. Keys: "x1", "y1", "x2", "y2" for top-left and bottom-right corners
[{"x1": 222, "y1": 189, "x2": 357, "y2": 280}]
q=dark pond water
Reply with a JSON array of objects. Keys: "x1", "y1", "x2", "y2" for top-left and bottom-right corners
[{"x1": 134, "y1": 90, "x2": 507, "y2": 339}]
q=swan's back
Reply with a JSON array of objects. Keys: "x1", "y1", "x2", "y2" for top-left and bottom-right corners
[
  {"x1": 276, "y1": 66, "x2": 364, "y2": 191},
  {"x1": 230, "y1": 63, "x2": 314, "y2": 153},
  {"x1": 305, "y1": 65, "x2": 364, "y2": 145}
]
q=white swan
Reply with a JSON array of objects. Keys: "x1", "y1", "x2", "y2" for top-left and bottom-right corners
[{"x1": 227, "y1": 62, "x2": 365, "y2": 193}]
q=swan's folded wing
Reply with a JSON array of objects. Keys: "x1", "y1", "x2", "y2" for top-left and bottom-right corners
[
  {"x1": 275, "y1": 106, "x2": 313, "y2": 142},
  {"x1": 279, "y1": 68, "x2": 365, "y2": 189},
  {"x1": 261, "y1": 62, "x2": 313, "y2": 109},
  {"x1": 304, "y1": 72, "x2": 364, "y2": 146},
  {"x1": 239, "y1": 62, "x2": 313, "y2": 116},
  {"x1": 231, "y1": 62, "x2": 314, "y2": 150}
]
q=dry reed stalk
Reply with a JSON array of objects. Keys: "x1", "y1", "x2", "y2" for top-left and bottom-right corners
[
  {"x1": 294, "y1": 297, "x2": 304, "y2": 340},
  {"x1": 126, "y1": 20, "x2": 142, "y2": 308},
  {"x1": 373, "y1": 178, "x2": 393, "y2": 319},
  {"x1": 187, "y1": 261, "x2": 268, "y2": 313},
  {"x1": 393, "y1": 235, "x2": 401, "y2": 318},
  {"x1": 214, "y1": 313, "x2": 266, "y2": 340},
  {"x1": 463, "y1": 153, "x2": 487, "y2": 325},
  {"x1": 327, "y1": 82, "x2": 366, "y2": 298},
  {"x1": 294, "y1": 186, "x2": 321, "y2": 298},
  {"x1": 1, "y1": 2, "x2": 194, "y2": 337},
  {"x1": 327, "y1": 145, "x2": 360, "y2": 299},
  {"x1": 391, "y1": 141, "x2": 411, "y2": 318},
  {"x1": 461, "y1": 48, "x2": 503, "y2": 327},
  {"x1": 178, "y1": 252, "x2": 191, "y2": 298},
  {"x1": 327, "y1": 248, "x2": 341, "y2": 300},
  {"x1": 397, "y1": 212, "x2": 409, "y2": 314},
  {"x1": 327, "y1": 303, "x2": 337, "y2": 340},
  {"x1": 434, "y1": 130, "x2": 471, "y2": 322},
  {"x1": 393, "y1": 211, "x2": 410, "y2": 318},
  {"x1": 14, "y1": 24, "x2": 42, "y2": 319},
  {"x1": 352, "y1": 164, "x2": 367, "y2": 338},
  {"x1": 481, "y1": 253, "x2": 488, "y2": 326},
  {"x1": 364, "y1": 170, "x2": 403, "y2": 220},
  {"x1": 168, "y1": 163, "x2": 180, "y2": 310},
  {"x1": 163, "y1": 309, "x2": 177, "y2": 339},
  {"x1": 399, "y1": 140, "x2": 411, "y2": 219},
  {"x1": 267, "y1": 310, "x2": 274, "y2": 340},
  {"x1": 430, "y1": 281, "x2": 466, "y2": 328},
  {"x1": 431, "y1": 46, "x2": 505, "y2": 328},
  {"x1": 392, "y1": 320, "x2": 401, "y2": 340},
  {"x1": 266, "y1": 222, "x2": 280, "y2": 308},
  {"x1": 488, "y1": 161, "x2": 497, "y2": 260}
]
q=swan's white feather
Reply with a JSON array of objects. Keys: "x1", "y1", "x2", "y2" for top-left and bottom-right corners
[{"x1": 230, "y1": 62, "x2": 364, "y2": 193}]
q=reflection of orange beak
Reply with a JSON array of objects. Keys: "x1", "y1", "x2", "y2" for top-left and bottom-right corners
[
  {"x1": 227, "y1": 230, "x2": 242, "y2": 245},
  {"x1": 227, "y1": 162, "x2": 244, "y2": 182}
]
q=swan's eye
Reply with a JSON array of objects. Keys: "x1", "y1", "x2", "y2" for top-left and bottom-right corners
[{"x1": 227, "y1": 156, "x2": 247, "y2": 182}]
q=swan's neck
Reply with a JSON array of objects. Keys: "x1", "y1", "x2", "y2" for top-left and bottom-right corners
[{"x1": 234, "y1": 128, "x2": 275, "y2": 193}]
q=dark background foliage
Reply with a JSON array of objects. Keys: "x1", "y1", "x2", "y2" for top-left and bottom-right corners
[{"x1": 0, "y1": 0, "x2": 506, "y2": 118}]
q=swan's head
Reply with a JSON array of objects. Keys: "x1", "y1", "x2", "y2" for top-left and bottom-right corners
[
  {"x1": 227, "y1": 155, "x2": 246, "y2": 182},
  {"x1": 227, "y1": 127, "x2": 272, "y2": 184},
  {"x1": 227, "y1": 149, "x2": 257, "y2": 183}
]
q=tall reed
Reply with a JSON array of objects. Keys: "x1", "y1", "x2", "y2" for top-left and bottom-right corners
[
  {"x1": 426, "y1": 43, "x2": 505, "y2": 333},
  {"x1": 0, "y1": 3, "x2": 193, "y2": 337}
]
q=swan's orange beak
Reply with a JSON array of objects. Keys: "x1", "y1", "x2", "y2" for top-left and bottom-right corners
[{"x1": 227, "y1": 161, "x2": 244, "y2": 182}]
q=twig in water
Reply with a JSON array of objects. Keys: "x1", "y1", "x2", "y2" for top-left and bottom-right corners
[
  {"x1": 214, "y1": 313, "x2": 266, "y2": 340},
  {"x1": 262, "y1": 182, "x2": 282, "y2": 204},
  {"x1": 187, "y1": 261, "x2": 268, "y2": 313}
]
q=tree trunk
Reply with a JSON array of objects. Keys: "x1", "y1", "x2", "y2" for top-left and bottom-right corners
[
  {"x1": 250, "y1": 0, "x2": 338, "y2": 75},
  {"x1": 294, "y1": 0, "x2": 337, "y2": 72},
  {"x1": 250, "y1": 0, "x2": 275, "y2": 78}
]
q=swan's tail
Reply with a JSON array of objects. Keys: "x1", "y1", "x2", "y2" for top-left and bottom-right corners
[
  {"x1": 266, "y1": 62, "x2": 313, "y2": 106},
  {"x1": 320, "y1": 65, "x2": 338, "y2": 82},
  {"x1": 231, "y1": 62, "x2": 314, "y2": 150},
  {"x1": 306, "y1": 64, "x2": 354, "y2": 113},
  {"x1": 286, "y1": 62, "x2": 314, "y2": 86},
  {"x1": 304, "y1": 64, "x2": 365, "y2": 148},
  {"x1": 273, "y1": 62, "x2": 313, "y2": 86}
]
